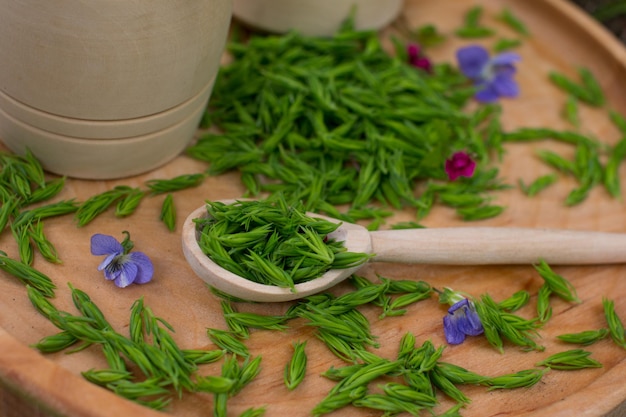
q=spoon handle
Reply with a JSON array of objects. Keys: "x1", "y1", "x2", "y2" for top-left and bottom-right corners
[{"x1": 370, "y1": 227, "x2": 626, "y2": 265}]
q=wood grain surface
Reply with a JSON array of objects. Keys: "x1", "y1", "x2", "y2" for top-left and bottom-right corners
[{"x1": 1, "y1": 0, "x2": 626, "y2": 416}]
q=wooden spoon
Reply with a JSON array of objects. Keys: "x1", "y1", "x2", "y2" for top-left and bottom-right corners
[{"x1": 182, "y1": 202, "x2": 626, "y2": 302}]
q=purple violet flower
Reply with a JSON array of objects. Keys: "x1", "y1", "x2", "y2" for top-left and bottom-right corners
[
  {"x1": 407, "y1": 43, "x2": 432, "y2": 73},
  {"x1": 456, "y1": 44, "x2": 520, "y2": 103},
  {"x1": 90, "y1": 232, "x2": 154, "y2": 288},
  {"x1": 445, "y1": 151, "x2": 476, "y2": 181},
  {"x1": 443, "y1": 298, "x2": 484, "y2": 345}
]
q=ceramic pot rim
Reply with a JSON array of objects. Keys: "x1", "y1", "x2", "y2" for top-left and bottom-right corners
[{"x1": 0, "y1": 78, "x2": 214, "y2": 140}]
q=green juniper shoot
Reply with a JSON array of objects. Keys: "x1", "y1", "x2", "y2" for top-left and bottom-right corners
[
  {"x1": 557, "y1": 328, "x2": 609, "y2": 346},
  {"x1": 604, "y1": 137, "x2": 626, "y2": 198},
  {"x1": 455, "y1": 6, "x2": 495, "y2": 38},
  {"x1": 28, "y1": 285, "x2": 259, "y2": 410},
  {"x1": 160, "y1": 194, "x2": 177, "y2": 231},
  {"x1": 1, "y1": 253, "x2": 56, "y2": 297},
  {"x1": 563, "y1": 95, "x2": 580, "y2": 128},
  {"x1": 549, "y1": 67, "x2": 605, "y2": 107},
  {"x1": 194, "y1": 197, "x2": 370, "y2": 290},
  {"x1": 75, "y1": 186, "x2": 139, "y2": 227},
  {"x1": 536, "y1": 284, "x2": 554, "y2": 323},
  {"x1": 496, "y1": 7, "x2": 530, "y2": 35},
  {"x1": 603, "y1": 298, "x2": 626, "y2": 348},
  {"x1": 497, "y1": 290, "x2": 531, "y2": 312},
  {"x1": 485, "y1": 368, "x2": 548, "y2": 389},
  {"x1": 145, "y1": 173, "x2": 206, "y2": 194},
  {"x1": 188, "y1": 20, "x2": 508, "y2": 225},
  {"x1": 493, "y1": 38, "x2": 522, "y2": 53},
  {"x1": 115, "y1": 188, "x2": 145, "y2": 218},
  {"x1": 207, "y1": 328, "x2": 250, "y2": 357},
  {"x1": 284, "y1": 341, "x2": 307, "y2": 390},
  {"x1": 534, "y1": 260, "x2": 580, "y2": 303},
  {"x1": 536, "y1": 349, "x2": 603, "y2": 370},
  {"x1": 473, "y1": 293, "x2": 543, "y2": 352},
  {"x1": 518, "y1": 174, "x2": 558, "y2": 197}
]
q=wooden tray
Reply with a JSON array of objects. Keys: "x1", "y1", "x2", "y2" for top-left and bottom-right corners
[{"x1": 1, "y1": 0, "x2": 626, "y2": 416}]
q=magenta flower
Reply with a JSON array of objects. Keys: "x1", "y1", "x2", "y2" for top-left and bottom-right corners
[
  {"x1": 445, "y1": 151, "x2": 476, "y2": 181},
  {"x1": 407, "y1": 43, "x2": 432, "y2": 73},
  {"x1": 456, "y1": 44, "x2": 520, "y2": 103},
  {"x1": 443, "y1": 298, "x2": 484, "y2": 345},
  {"x1": 90, "y1": 232, "x2": 153, "y2": 288}
]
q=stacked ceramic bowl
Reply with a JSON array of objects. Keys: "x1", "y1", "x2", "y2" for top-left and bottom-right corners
[
  {"x1": 232, "y1": 0, "x2": 404, "y2": 36},
  {"x1": 0, "y1": 0, "x2": 232, "y2": 179}
]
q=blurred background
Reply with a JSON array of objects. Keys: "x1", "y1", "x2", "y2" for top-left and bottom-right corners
[{"x1": 570, "y1": 0, "x2": 626, "y2": 44}]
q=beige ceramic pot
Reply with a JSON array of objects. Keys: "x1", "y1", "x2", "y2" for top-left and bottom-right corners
[
  {"x1": 232, "y1": 0, "x2": 404, "y2": 36},
  {"x1": 0, "y1": 0, "x2": 232, "y2": 179}
]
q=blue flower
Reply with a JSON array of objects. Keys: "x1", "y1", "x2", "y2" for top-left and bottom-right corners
[
  {"x1": 456, "y1": 45, "x2": 521, "y2": 103},
  {"x1": 443, "y1": 298, "x2": 484, "y2": 345},
  {"x1": 90, "y1": 232, "x2": 154, "y2": 288}
]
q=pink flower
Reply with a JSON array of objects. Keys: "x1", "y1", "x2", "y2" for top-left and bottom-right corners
[
  {"x1": 407, "y1": 43, "x2": 432, "y2": 73},
  {"x1": 445, "y1": 152, "x2": 476, "y2": 181}
]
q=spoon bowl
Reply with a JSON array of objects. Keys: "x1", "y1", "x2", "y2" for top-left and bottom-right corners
[
  {"x1": 182, "y1": 202, "x2": 372, "y2": 302},
  {"x1": 182, "y1": 201, "x2": 626, "y2": 302}
]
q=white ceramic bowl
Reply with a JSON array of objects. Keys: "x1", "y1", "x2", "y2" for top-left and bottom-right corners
[
  {"x1": 0, "y1": 96, "x2": 206, "y2": 180},
  {"x1": 0, "y1": 0, "x2": 232, "y2": 179},
  {"x1": 232, "y1": 0, "x2": 404, "y2": 36},
  {"x1": 0, "y1": 0, "x2": 232, "y2": 120},
  {"x1": 0, "y1": 80, "x2": 214, "y2": 140}
]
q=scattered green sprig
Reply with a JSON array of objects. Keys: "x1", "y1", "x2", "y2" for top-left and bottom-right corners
[
  {"x1": 536, "y1": 149, "x2": 577, "y2": 175},
  {"x1": 13, "y1": 199, "x2": 79, "y2": 230},
  {"x1": 485, "y1": 368, "x2": 547, "y2": 389},
  {"x1": 72, "y1": 174, "x2": 207, "y2": 228},
  {"x1": 496, "y1": 7, "x2": 530, "y2": 36},
  {"x1": 609, "y1": 111, "x2": 626, "y2": 135},
  {"x1": 352, "y1": 392, "x2": 424, "y2": 415},
  {"x1": 563, "y1": 95, "x2": 580, "y2": 128},
  {"x1": 473, "y1": 293, "x2": 543, "y2": 352},
  {"x1": 160, "y1": 194, "x2": 176, "y2": 231},
  {"x1": 0, "y1": 150, "x2": 45, "y2": 200},
  {"x1": 549, "y1": 67, "x2": 605, "y2": 107},
  {"x1": 603, "y1": 298, "x2": 626, "y2": 349},
  {"x1": 518, "y1": 174, "x2": 558, "y2": 197},
  {"x1": 534, "y1": 260, "x2": 580, "y2": 303},
  {"x1": 604, "y1": 137, "x2": 626, "y2": 198},
  {"x1": 284, "y1": 341, "x2": 307, "y2": 390},
  {"x1": 557, "y1": 328, "x2": 609, "y2": 346},
  {"x1": 455, "y1": 6, "x2": 495, "y2": 38},
  {"x1": 224, "y1": 311, "x2": 289, "y2": 332},
  {"x1": 411, "y1": 24, "x2": 447, "y2": 47},
  {"x1": 497, "y1": 290, "x2": 531, "y2": 312},
  {"x1": 28, "y1": 284, "x2": 254, "y2": 411},
  {"x1": 75, "y1": 186, "x2": 141, "y2": 227},
  {"x1": 503, "y1": 127, "x2": 601, "y2": 147},
  {"x1": 493, "y1": 38, "x2": 522, "y2": 52},
  {"x1": 115, "y1": 188, "x2": 145, "y2": 217},
  {"x1": 536, "y1": 349, "x2": 602, "y2": 370},
  {"x1": 28, "y1": 220, "x2": 62, "y2": 264},
  {"x1": 207, "y1": 328, "x2": 250, "y2": 358},
  {"x1": 536, "y1": 284, "x2": 553, "y2": 323},
  {"x1": 145, "y1": 173, "x2": 206, "y2": 195},
  {"x1": 1, "y1": 254, "x2": 56, "y2": 297}
]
